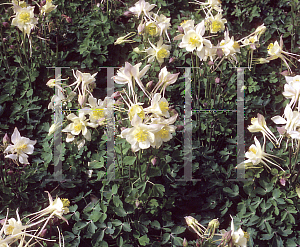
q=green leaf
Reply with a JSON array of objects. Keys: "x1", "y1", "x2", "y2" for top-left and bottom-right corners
[
  {"x1": 122, "y1": 222, "x2": 132, "y2": 232},
  {"x1": 171, "y1": 226, "x2": 186, "y2": 235},
  {"x1": 138, "y1": 235, "x2": 150, "y2": 246},
  {"x1": 114, "y1": 207, "x2": 127, "y2": 217},
  {"x1": 112, "y1": 184, "x2": 118, "y2": 194},
  {"x1": 89, "y1": 210, "x2": 103, "y2": 223},
  {"x1": 123, "y1": 156, "x2": 136, "y2": 166},
  {"x1": 151, "y1": 220, "x2": 161, "y2": 230}
]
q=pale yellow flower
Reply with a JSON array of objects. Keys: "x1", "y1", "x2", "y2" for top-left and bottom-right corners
[
  {"x1": 4, "y1": 127, "x2": 36, "y2": 164},
  {"x1": 144, "y1": 93, "x2": 170, "y2": 117},
  {"x1": 283, "y1": 75, "x2": 300, "y2": 110},
  {"x1": 41, "y1": 0, "x2": 57, "y2": 15},
  {"x1": 129, "y1": 0, "x2": 156, "y2": 19},
  {"x1": 120, "y1": 114, "x2": 162, "y2": 152},
  {"x1": 11, "y1": 5, "x2": 37, "y2": 37},
  {"x1": 206, "y1": 13, "x2": 227, "y2": 33},
  {"x1": 146, "y1": 38, "x2": 171, "y2": 65}
]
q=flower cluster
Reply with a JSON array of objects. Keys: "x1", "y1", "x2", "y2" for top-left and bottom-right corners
[
  {"x1": 0, "y1": 192, "x2": 69, "y2": 247},
  {"x1": 113, "y1": 63, "x2": 179, "y2": 152}
]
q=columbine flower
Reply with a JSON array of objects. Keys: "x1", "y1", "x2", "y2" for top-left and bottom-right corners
[
  {"x1": 225, "y1": 215, "x2": 248, "y2": 247},
  {"x1": 151, "y1": 114, "x2": 177, "y2": 148},
  {"x1": 146, "y1": 38, "x2": 171, "y2": 65},
  {"x1": 144, "y1": 93, "x2": 170, "y2": 118},
  {"x1": 62, "y1": 110, "x2": 98, "y2": 142},
  {"x1": 283, "y1": 75, "x2": 300, "y2": 110},
  {"x1": 129, "y1": 0, "x2": 156, "y2": 19},
  {"x1": 114, "y1": 32, "x2": 136, "y2": 45},
  {"x1": 11, "y1": 5, "x2": 38, "y2": 37},
  {"x1": 113, "y1": 62, "x2": 151, "y2": 97},
  {"x1": 193, "y1": 0, "x2": 222, "y2": 12},
  {"x1": 205, "y1": 13, "x2": 227, "y2": 33},
  {"x1": 4, "y1": 127, "x2": 36, "y2": 164},
  {"x1": 41, "y1": 0, "x2": 57, "y2": 15},
  {"x1": 120, "y1": 114, "x2": 162, "y2": 152},
  {"x1": 219, "y1": 30, "x2": 240, "y2": 63},
  {"x1": 144, "y1": 21, "x2": 159, "y2": 36},
  {"x1": 154, "y1": 13, "x2": 171, "y2": 41},
  {"x1": 3, "y1": 211, "x2": 24, "y2": 237},
  {"x1": 179, "y1": 20, "x2": 212, "y2": 57},
  {"x1": 152, "y1": 67, "x2": 180, "y2": 97},
  {"x1": 238, "y1": 136, "x2": 283, "y2": 171},
  {"x1": 247, "y1": 113, "x2": 278, "y2": 146},
  {"x1": 70, "y1": 70, "x2": 97, "y2": 96},
  {"x1": 259, "y1": 36, "x2": 300, "y2": 73},
  {"x1": 85, "y1": 96, "x2": 108, "y2": 125}
]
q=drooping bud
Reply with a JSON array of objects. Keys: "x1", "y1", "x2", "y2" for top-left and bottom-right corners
[
  {"x1": 169, "y1": 57, "x2": 175, "y2": 63},
  {"x1": 183, "y1": 238, "x2": 188, "y2": 247},
  {"x1": 207, "y1": 60, "x2": 214, "y2": 66},
  {"x1": 111, "y1": 91, "x2": 121, "y2": 99},
  {"x1": 138, "y1": 23, "x2": 145, "y2": 34},
  {"x1": 151, "y1": 157, "x2": 157, "y2": 166},
  {"x1": 146, "y1": 80, "x2": 153, "y2": 90},
  {"x1": 216, "y1": 48, "x2": 223, "y2": 58},
  {"x1": 280, "y1": 178, "x2": 286, "y2": 186},
  {"x1": 2, "y1": 38, "x2": 7, "y2": 42},
  {"x1": 40, "y1": 229, "x2": 47, "y2": 237},
  {"x1": 3, "y1": 133, "x2": 10, "y2": 145},
  {"x1": 78, "y1": 94, "x2": 86, "y2": 106},
  {"x1": 215, "y1": 77, "x2": 220, "y2": 84},
  {"x1": 280, "y1": 70, "x2": 289, "y2": 76},
  {"x1": 176, "y1": 125, "x2": 184, "y2": 131},
  {"x1": 178, "y1": 25, "x2": 184, "y2": 33},
  {"x1": 123, "y1": 11, "x2": 133, "y2": 17},
  {"x1": 2, "y1": 22, "x2": 9, "y2": 28}
]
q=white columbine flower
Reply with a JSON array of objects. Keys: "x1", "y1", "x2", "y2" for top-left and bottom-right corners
[
  {"x1": 206, "y1": 13, "x2": 227, "y2": 33},
  {"x1": 113, "y1": 62, "x2": 151, "y2": 97},
  {"x1": 11, "y1": 5, "x2": 38, "y2": 37},
  {"x1": 4, "y1": 127, "x2": 36, "y2": 164},
  {"x1": 144, "y1": 93, "x2": 170, "y2": 118},
  {"x1": 146, "y1": 38, "x2": 171, "y2": 65},
  {"x1": 219, "y1": 30, "x2": 240, "y2": 63},
  {"x1": 283, "y1": 75, "x2": 300, "y2": 110},
  {"x1": 85, "y1": 96, "x2": 109, "y2": 125},
  {"x1": 120, "y1": 114, "x2": 162, "y2": 152},
  {"x1": 129, "y1": 0, "x2": 156, "y2": 19},
  {"x1": 62, "y1": 110, "x2": 98, "y2": 142}
]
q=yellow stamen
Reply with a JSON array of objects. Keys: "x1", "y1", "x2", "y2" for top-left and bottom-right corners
[
  {"x1": 74, "y1": 123, "x2": 82, "y2": 132},
  {"x1": 159, "y1": 101, "x2": 169, "y2": 113},
  {"x1": 157, "y1": 48, "x2": 168, "y2": 59},
  {"x1": 267, "y1": 43, "x2": 274, "y2": 51},
  {"x1": 6, "y1": 225, "x2": 14, "y2": 235},
  {"x1": 158, "y1": 127, "x2": 169, "y2": 139},
  {"x1": 92, "y1": 109, "x2": 105, "y2": 119},
  {"x1": 19, "y1": 12, "x2": 30, "y2": 23},
  {"x1": 134, "y1": 128, "x2": 148, "y2": 142},
  {"x1": 211, "y1": 21, "x2": 222, "y2": 33}
]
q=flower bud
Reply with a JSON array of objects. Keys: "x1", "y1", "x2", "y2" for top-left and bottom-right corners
[
  {"x1": 203, "y1": 102, "x2": 207, "y2": 107},
  {"x1": 46, "y1": 79, "x2": 56, "y2": 88},
  {"x1": 280, "y1": 178, "x2": 286, "y2": 186},
  {"x1": 169, "y1": 57, "x2": 175, "y2": 63},
  {"x1": 2, "y1": 22, "x2": 9, "y2": 28},
  {"x1": 66, "y1": 17, "x2": 72, "y2": 23},
  {"x1": 280, "y1": 70, "x2": 289, "y2": 76},
  {"x1": 138, "y1": 23, "x2": 145, "y2": 34},
  {"x1": 7, "y1": 170, "x2": 13, "y2": 175},
  {"x1": 40, "y1": 229, "x2": 47, "y2": 237},
  {"x1": 111, "y1": 91, "x2": 121, "y2": 99},
  {"x1": 2, "y1": 38, "x2": 7, "y2": 42},
  {"x1": 133, "y1": 47, "x2": 141, "y2": 54},
  {"x1": 215, "y1": 77, "x2": 220, "y2": 84},
  {"x1": 3, "y1": 133, "x2": 10, "y2": 144},
  {"x1": 135, "y1": 199, "x2": 140, "y2": 208},
  {"x1": 78, "y1": 95, "x2": 86, "y2": 106},
  {"x1": 216, "y1": 48, "x2": 223, "y2": 58},
  {"x1": 9, "y1": 45, "x2": 14, "y2": 49},
  {"x1": 207, "y1": 60, "x2": 214, "y2": 66},
  {"x1": 176, "y1": 125, "x2": 184, "y2": 131},
  {"x1": 40, "y1": 0, "x2": 46, "y2": 6},
  {"x1": 123, "y1": 11, "x2": 133, "y2": 17},
  {"x1": 151, "y1": 157, "x2": 157, "y2": 166},
  {"x1": 146, "y1": 80, "x2": 153, "y2": 89},
  {"x1": 183, "y1": 238, "x2": 188, "y2": 247},
  {"x1": 178, "y1": 25, "x2": 184, "y2": 33}
]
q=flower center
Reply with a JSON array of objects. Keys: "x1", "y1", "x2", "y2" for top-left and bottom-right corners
[
  {"x1": 61, "y1": 198, "x2": 70, "y2": 207},
  {"x1": 74, "y1": 122, "x2": 82, "y2": 132},
  {"x1": 129, "y1": 105, "x2": 145, "y2": 121},
  {"x1": 19, "y1": 12, "x2": 30, "y2": 23},
  {"x1": 92, "y1": 109, "x2": 105, "y2": 119},
  {"x1": 267, "y1": 43, "x2": 274, "y2": 51},
  {"x1": 157, "y1": 48, "x2": 169, "y2": 59},
  {"x1": 233, "y1": 41, "x2": 240, "y2": 50},
  {"x1": 189, "y1": 36, "x2": 200, "y2": 46},
  {"x1": 158, "y1": 127, "x2": 169, "y2": 139},
  {"x1": 146, "y1": 23, "x2": 157, "y2": 36},
  {"x1": 159, "y1": 101, "x2": 169, "y2": 113},
  {"x1": 211, "y1": 21, "x2": 222, "y2": 32},
  {"x1": 249, "y1": 146, "x2": 257, "y2": 154},
  {"x1": 6, "y1": 225, "x2": 14, "y2": 235},
  {"x1": 134, "y1": 128, "x2": 148, "y2": 142}
]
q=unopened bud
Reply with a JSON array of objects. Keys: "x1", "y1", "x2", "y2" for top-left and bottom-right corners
[
  {"x1": 138, "y1": 23, "x2": 145, "y2": 34},
  {"x1": 216, "y1": 48, "x2": 223, "y2": 58},
  {"x1": 207, "y1": 60, "x2": 214, "y2": 65},
  {"x1": 46, "y1": 79, "x2": 56, "y2": 88},
  {"x1": 2, "y1": 22, "x2": 9, "y2": 28},
  {"x1": 203, "y1": 102, "x2": 207, "y2": 107},
  {"x1": 176, "y1": 125, "x2": 184, "y2": 131},
  {"x1": 111, "y1": 91, "x2": 121, "y2": 99},
  {"x1": 40, "y1": 0, "x2": 46, "y2": 6},
  {"x1": 169, "y1": 57, "x2": 175, "y2": 63},
  {"x1": 215, "y1": 77, "x2": 220, "y2": 84},
  {"x1": 146, "y1": 80, "x2": 153, "y2": 89},
  {"x1": 280, "y1": 70, "x2": 289, "y2": 76},
  {"x1": 280, "y1": 178, "x2": 286, "y2": 186},
  {"x1": 135, "y1": 199, "x2": 140, "y2": 208},
  {"x1": 178, "y1": 25, "x2": 184, "y2": 33},
  {"x1": 183, "y1": 238, "x2": 188, "y2": 247},
  {"x1": 66, "y1": 17, "x2": 72, "y2": 23},
  {"x1": 208, "y1": 219, "x2": 220, "y2": 229},
  {"x1": 7, "y1": 170, "x2": 13, "y2": 175},
  {"x1": 78, "y1": 95, "x2": 86, "y2": 106},
  {"x1": 9, "y1": 45, "x2": 14, "y2": 49},
  {"x1": 40, "y1": 229, "x2": 47, "y2": 237},
  {"x1": 151, "y1": 157, "x2": 157, "y2": 166},
  {"x1": 123, "y1": 11, "x2": 133, "y2": 17},
  {"x1": 2, "y1": 38, "x2": 7, "y2": 42},
  {"x1": 3, "y1": 133, "x2": 10, "y2": 144},
  {"x1": 133, "y1": 47, "x2": 141, "y2": 54}
]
